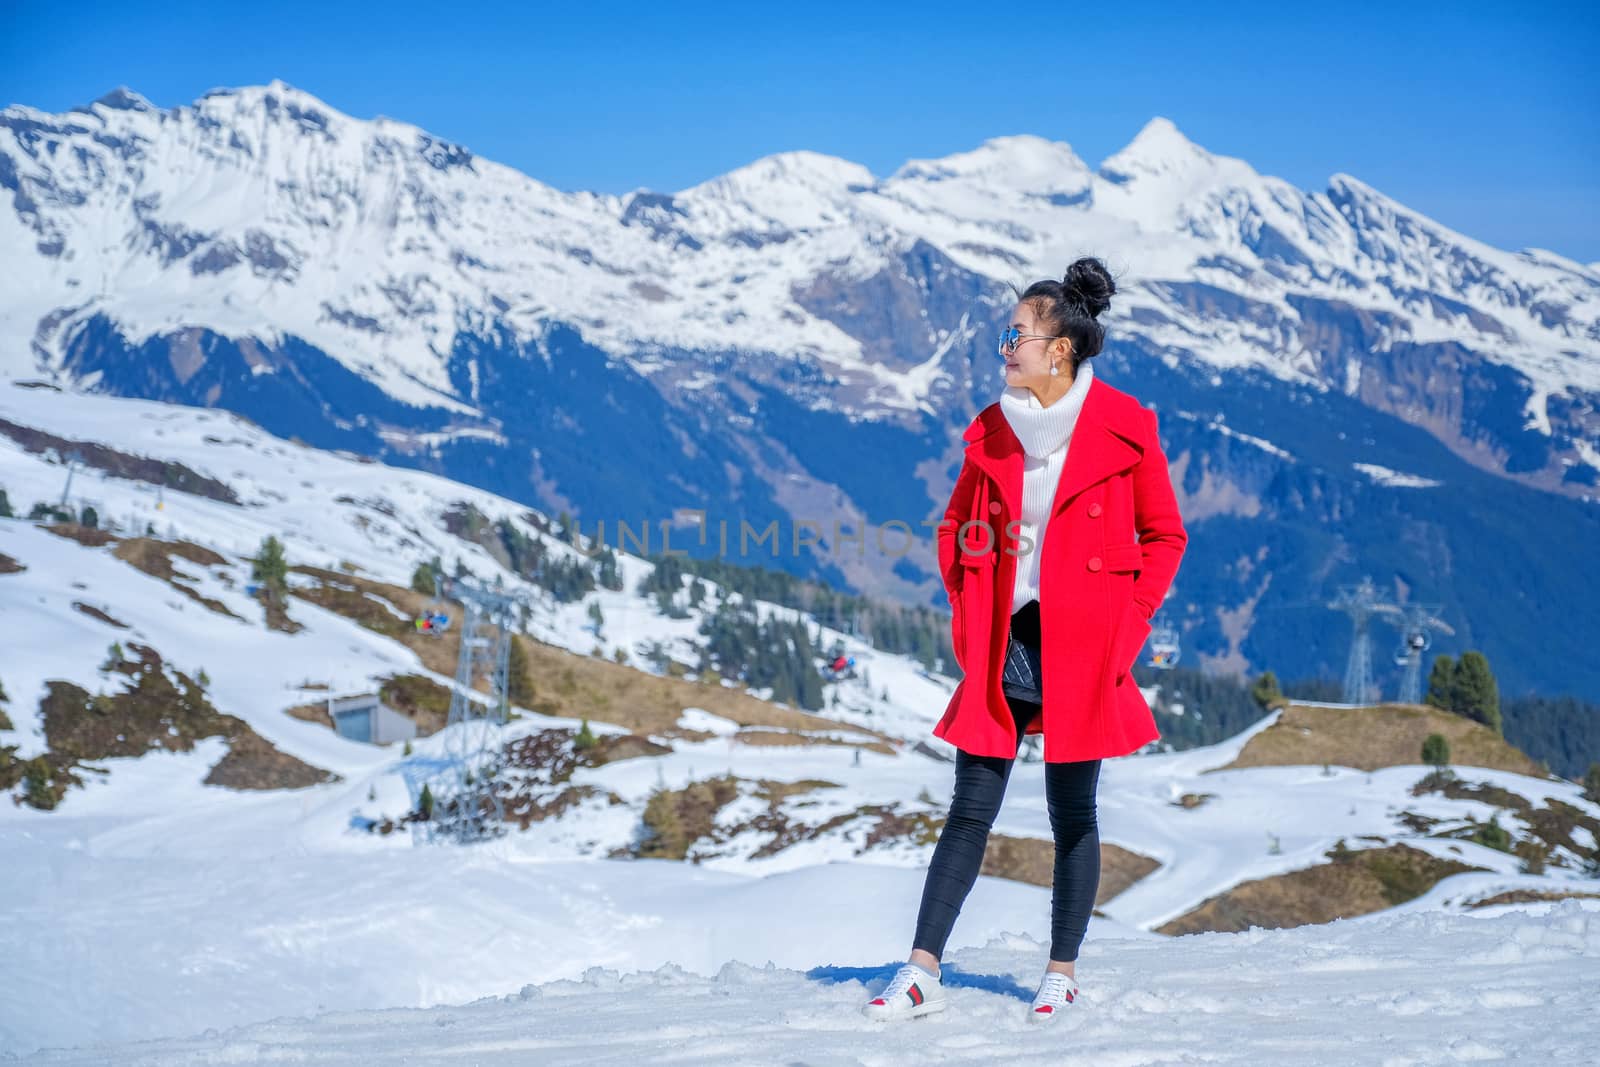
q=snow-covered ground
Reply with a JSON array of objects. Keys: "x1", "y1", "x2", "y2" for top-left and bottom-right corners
[
  {"x1": 11, "y1": 886, "x2": 1598, "y2": 1064},
  {"x1": 4, "y1": 382, "x2": 1599, "y2": 1061}
]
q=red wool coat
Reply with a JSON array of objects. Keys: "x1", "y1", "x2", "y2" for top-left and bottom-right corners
[{"x1": 933, "y1": 373, "x2": 1189, "y2": 763}]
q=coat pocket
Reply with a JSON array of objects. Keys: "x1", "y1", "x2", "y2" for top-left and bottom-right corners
[
  {"x1": 1103, "y1": 541, "x2": 1143, "y2": 575},
  {"x1": 1109, "y1": 597, "x2": 1153, "y2": 680}
]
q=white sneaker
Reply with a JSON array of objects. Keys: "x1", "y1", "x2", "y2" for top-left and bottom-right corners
[
  {"x1": 862, "y1": 962, "x2": 946, "y2": 1021},
  {"x1": 1028, "y1": 970, "x2": 1078, "y2": 1023}
]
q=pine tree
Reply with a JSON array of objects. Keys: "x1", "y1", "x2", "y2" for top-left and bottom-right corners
[
  {"x1": 1582, "y1": 763, "x2": 1600, "y2": 805},
  {"x1": 1472, "y1": 813, "x2": 1512, "y2": 853},
  {"x1": 1453, "y1": 651, "x2": 1501, "y2": 734},
  {"x1": 0, "y1": 487, "x2": 12, "y2": 518},
  {"x1": 24, "y1": 758, "x2": 57, "y2": 810},
  {"x1": 251, "y1": 535, "x2": 290, "y2": 604},
  {"x1": 596, "y1": 547, "x2": 622, "y2": 591},
  {"x1": 506, "y1": 635, "x2": 534, "y2": 707},
  {"x1": 1421, "y1": 733, "x2": 1450, "y2": 771},
  {"x1": 1250, "y1": 670, "x2": 1284, "y2": 710},
  {"x1": 574, "y1": 718, "x2": 597, "y2": 750},
  {"x1": 80, "y1": 504, "x2": 98, "y2": 528},
  {"x1": 411, "y1": 556, "x2": 441, "y2": 595},
  {"x1": 1425, "y1": 654, "x2": 1456, "y2": 710},
  {"x1": 418, "y1": 784, "x2": 435, "y2": 820}
]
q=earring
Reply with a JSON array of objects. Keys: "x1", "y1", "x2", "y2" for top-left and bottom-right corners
[{"x1": 1049, "y1": 362, "x2": 1059, "y2": 377}]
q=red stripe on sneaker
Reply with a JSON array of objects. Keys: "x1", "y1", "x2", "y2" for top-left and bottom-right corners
[
  {"x1": 908, "y1": 984, "x2": 923, "y2": 1006},
  {"x1": 870, "y1": 998, "x2": 886, "y2": 1005}
]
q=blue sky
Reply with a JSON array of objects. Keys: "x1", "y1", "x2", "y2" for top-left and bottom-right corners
[{"x1": 4, "y1": 1, "x2": 1597, "y2": 260}]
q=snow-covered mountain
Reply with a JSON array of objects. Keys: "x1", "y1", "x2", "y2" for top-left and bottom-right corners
[
  {"x1": 4, "y1": 80, "x2": 1600, "y2": 703},
  {"x1": 5, "y1": 82, "x2": 1596, "y2": 441},
  {"x1": 3, "y1": 382, "x2": 1598, "y2": 1058}
]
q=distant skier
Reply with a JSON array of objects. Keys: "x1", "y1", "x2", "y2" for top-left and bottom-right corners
[{"x1": 862, "y1": 259, "x2": 1188, "y2": 1024}]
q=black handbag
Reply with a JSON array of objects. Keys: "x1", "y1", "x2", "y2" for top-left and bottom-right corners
[{"x1": 1000, "y1": 627, "x2": 1044, "y2": 704}]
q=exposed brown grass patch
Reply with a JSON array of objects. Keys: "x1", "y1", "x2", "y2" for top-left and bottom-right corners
[
  {"x1": 205, "y1": 732, "x2": 339, "y2": 790},
  {"x1": 495, "y1": 727, "x2": 669, "y2": 831},
  {"x1": 980, "y1": 835, "x2": 1161, "y2": 906},
  {"x1": 291, "y1": 573, "x2": 412, "y2": 639},
  {"x1": 376, "y1": 674, "x2": 453, "y2": 736},
  {"x1": 109, "y1": 536, "x2": 243, "y2": 621},
  {"x1": 283, "y1": 564, "x2": 901, "y2": 751},
  {"x1": 637, "y1": 774, "x2": 744, "y2": 860},
  {"x1": 254, "y1": 587, "x2": 304, "y2": 633},
  {"x1": 1214, "y1": 702, "x2": 1545, "y2": 776},
  {"x1": 6, "y1": 642, "x2": 337, "y2": 809},
  {"x1": 72, "y1": 601, "x2": 129, "y2": 629},
  {"x1": 0, "y1": 551, "x2": 24, "y2": 575},
  {"x1": 1155, "y1": 843, "x2": 1485, "y2": 935},
  {"x1": 1409, "y1": 772, "x2": 1600, "y2": 871},
  {"x1": 1466, "y1": 888, "x2": 1600, "y2": 909},
  {"x1": 41, "y1": 521, "x2": 117, "y2": 548},
  {"x1": 732, "y1": 727, "x2": 895, "y2": 756},
  {"x1": 0, "y1": 417, "x2": 240, "y2": 503},
  {"x1": 285, "y1": 701, "x2": 334, "y2": 730}
]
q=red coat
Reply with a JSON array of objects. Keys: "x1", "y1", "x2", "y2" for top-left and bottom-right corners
[{"x1": 933, "y1": 373, "x2": 1189, "y2": 763}]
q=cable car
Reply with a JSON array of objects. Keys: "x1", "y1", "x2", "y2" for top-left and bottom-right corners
[
  {"x1": 1392, "y1": 629, "x2": 1429, "y2": 666},
  {"x1": 1146, "y1": 619, "x2": 1181, "y2": 669}
]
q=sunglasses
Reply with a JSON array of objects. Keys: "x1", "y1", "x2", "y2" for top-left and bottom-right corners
[{"x1": 997, "y1": 326, "x2": 1061, "y2": 357}]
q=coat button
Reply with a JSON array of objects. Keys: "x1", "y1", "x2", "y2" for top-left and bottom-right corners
[
  {"x1": 1086, "y1": 556, "x2": 1102, "y2": 572},
  {"x1": 988, "y1": 500, "x2": 1001, "y2": 514},
  {"x1": 1087, "y1": 502, "x2": 1103, "y2": 517}
]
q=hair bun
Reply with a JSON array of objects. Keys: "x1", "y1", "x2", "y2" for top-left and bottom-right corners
[{"x1": 1061, "y1": 257, "x2": 1115, "y2": 320}]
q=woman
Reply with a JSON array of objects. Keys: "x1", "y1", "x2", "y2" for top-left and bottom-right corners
[{"x1": 862, "y1": 256, "x2": 1189, "y2": 1024}]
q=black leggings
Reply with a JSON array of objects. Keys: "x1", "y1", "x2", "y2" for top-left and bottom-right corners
[{"x1": 912, "y1": 599, "x2": 1103, "y2": 964}]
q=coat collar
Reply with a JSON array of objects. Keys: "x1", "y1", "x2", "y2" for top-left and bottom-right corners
[{"x1": 961, "y1": 374, "x2": 1146, "y2": 522}]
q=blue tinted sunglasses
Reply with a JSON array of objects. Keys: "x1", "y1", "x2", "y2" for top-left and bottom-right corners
[{"x1": 997, "y1": 326, "x2": 1061, "y2": 356}]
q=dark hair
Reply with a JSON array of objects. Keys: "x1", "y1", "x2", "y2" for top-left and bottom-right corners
[{"x1": 1008, "y1": 256, "x2": 1117, "y2": 367}]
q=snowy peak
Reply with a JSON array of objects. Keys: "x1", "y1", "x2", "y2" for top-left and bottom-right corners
[
  {"x1": 889, "y1": 133, "x2": 1093, "y2": 196},
  {"x1": 1098, "y1": 116, "x2": 1217, "y2": 185},
  {"x1": 674, "y1": 149, "x2": 876, "y2": 233},
  {"x1": 683, "y1": 149, "x2": 876, "y2": 197},
  {"x1": 80, "y1": 86, "x2": 156, "y2": 114},
  {"x1": 190, "y1": 78, "x2": 355, "y2": 143}
]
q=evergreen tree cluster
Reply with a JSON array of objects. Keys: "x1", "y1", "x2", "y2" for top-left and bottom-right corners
[
  {"x1": 1146, "y1": 667, "x2": 1270, "y2": 750},
  {"x1": 1426, "y1": 651, "x2": 1502, "y2": 735},
  {"x1": 1499, "y1": 691, "x2": 1600, "y2": 781},
  {"x1": 635, "y1": 549, "x2": 956, "y2": 670},
  {"x1": 697, "y1": 598, "x2": 826, "y2": 711}
]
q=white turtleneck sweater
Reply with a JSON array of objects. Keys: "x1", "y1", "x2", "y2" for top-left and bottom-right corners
[{"x1": 998, "y1": 360, "x2": 1095, "y2": 614}]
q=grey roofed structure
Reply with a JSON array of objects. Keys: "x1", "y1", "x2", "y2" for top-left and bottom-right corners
[{"x1": 328, "y1": 692, "x2": 417, "y2": 745}]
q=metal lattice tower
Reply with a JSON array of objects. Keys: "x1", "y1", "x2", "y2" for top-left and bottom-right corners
[
  {"x1": 421, "y1": 571, "x2": 524, "y2": 844},
  {"x1": 1328, "y1": 576, "x2": 1390, "y2": 705}
]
